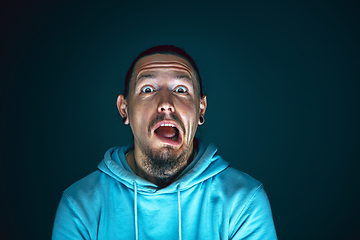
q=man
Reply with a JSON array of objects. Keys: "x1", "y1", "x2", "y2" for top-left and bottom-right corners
[{"x1": 52, "y1": 45, "x2": 277, "y2": 239}]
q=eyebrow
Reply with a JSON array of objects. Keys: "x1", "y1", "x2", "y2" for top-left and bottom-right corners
[
  {"x1": 175, "y1": 75, "x2": 192, "y2": 81},
  {"x1": 137, "y1": 73, "x2": 193, "y2": 84},
  {"x1": 137, "y1": 74, "x2": 155, "y2": 81}
]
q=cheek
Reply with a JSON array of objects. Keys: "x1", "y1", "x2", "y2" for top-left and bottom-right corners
[
  {"x1": 182, "y1": 99, "x2": 200, "y2": 117},
  {"x1": 128, "y1": 101, "x2": 148, "y2": 128},
  {"x1": 178, "y1": 100, "x2": 200, "y2": 126}
]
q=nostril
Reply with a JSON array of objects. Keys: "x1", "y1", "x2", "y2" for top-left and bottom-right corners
[
  {"x1": 160, "y1": 107, "x2": 173, "y2": 112},
  {"x1": 158, "y1": 104, "x2": 174, "y2": 113}
]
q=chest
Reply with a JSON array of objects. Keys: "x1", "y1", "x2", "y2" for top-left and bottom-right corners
[{"x1": 92, "y1": 184, "x2": 231, "y2": 240}]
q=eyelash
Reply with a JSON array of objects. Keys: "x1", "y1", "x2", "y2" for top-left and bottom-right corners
[
  {"x1": 174, "y1": 86, "x2": 188, "y2": 93},
  {"x1": 141, "y1": 86, "x2": 155, "y2": 93}
]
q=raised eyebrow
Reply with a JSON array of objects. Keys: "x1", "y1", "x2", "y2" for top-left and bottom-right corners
[
  {"x1": 174, "y1": 75, "x2": 195, "y2": 89},
  {"x1": 134, "y1": 74, "x2": 155, "y2": 92},
  {"x1": 175, "y1": 75, "x2": 192, "y2": 81},
  {"x1": 135, "y1": 74, "x2": 195, "y2": 91},
  {"x1": 137, "y1": 74, "x2": 155, "y2": 81}
]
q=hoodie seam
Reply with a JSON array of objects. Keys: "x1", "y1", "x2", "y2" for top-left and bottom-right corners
[
  {"x1": 62, "y1": 193, "x2": 90, "y2": 238},
  {"x1": 230, "y1": 183, "x2": 264, "y2": 238}
]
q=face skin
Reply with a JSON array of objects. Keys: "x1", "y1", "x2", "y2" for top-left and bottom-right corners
[{"x1": 117, "y1": 54, "x2": 207, "y2": 187}]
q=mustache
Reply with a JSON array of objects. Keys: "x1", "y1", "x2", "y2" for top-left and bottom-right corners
[{"x1": 148, "y1": 114, "x2": 184, "y2": 134}]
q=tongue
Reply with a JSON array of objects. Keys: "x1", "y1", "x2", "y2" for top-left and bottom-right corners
[{"x1": 155, "y1": 126, "x2": 176, "y2": 138}]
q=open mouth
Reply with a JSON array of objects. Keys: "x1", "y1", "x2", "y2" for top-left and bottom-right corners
[{"x1": 154, "y1": 123, "x2": 181, "y2": 144}]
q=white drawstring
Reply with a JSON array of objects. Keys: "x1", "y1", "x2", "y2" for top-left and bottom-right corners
[
  {"x1": 134, "y1": 182, "x2": 139, "y2": 240},
  {"x1": 177, "y1": 184, "x2": 182, "y2": 240}
]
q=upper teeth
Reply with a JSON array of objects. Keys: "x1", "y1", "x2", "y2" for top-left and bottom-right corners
[{"x1": 161, "y1": 123, "x2": 176, "y2": 127}]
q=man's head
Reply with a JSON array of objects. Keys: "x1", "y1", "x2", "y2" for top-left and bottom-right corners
[{"x1": 116, "y1": 45, "x2": 207, "y2": 185}]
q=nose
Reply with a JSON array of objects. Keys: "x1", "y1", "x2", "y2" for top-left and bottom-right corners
[{"x1": 157, "y1": 91, "x2": 175, "y2": 114}]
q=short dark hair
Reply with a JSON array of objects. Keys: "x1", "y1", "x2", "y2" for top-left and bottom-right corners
[{"x1": 124, "y1": 45, "x2": 203, "y2": 98}]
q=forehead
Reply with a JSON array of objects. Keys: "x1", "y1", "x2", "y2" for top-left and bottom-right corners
[{"x1": 132, "y1": 54, "x2": 196, "y2": 81}]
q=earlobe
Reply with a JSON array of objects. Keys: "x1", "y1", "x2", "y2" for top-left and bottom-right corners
[
  {"x1": 199, "y1": 95, "x2": 207, "y2": 125},
  {"x1": 117, "y1": 95, "x2": 129, "y2": 124},
  {"x1": 199, "y1": 116, "x2": 205, "y2": 125}
]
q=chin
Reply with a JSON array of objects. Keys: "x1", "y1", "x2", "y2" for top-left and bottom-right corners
[
  {"x1": 142, "y1": 146, "x2": 185, "y2": 178},
  {"x1": 151, "y1": 145, "x2": 179, "y2": 161}
]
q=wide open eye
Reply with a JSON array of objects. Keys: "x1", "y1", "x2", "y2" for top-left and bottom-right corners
[
  {"x1": 141, "y1": 86, "x2": 155, "y2": 93},
  {"x1": 174, "y1": 86, "x2": 188, "y2": 93}
]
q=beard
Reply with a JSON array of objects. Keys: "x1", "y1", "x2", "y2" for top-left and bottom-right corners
[{"x1": 142, "y1": 144, "x2": 190, "y2": 185}]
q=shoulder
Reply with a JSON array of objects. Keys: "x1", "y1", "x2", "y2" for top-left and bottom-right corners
[
  {"x1": 215, "y1": 166, "x2": 263, "y2": 196},
  {"x1": 209, "y1": 166, "x2": 269, "y2": 214},
  {"x1": 212, "y1": 167, "x2": 276, "y2": 238},
  {"x1": 63, "y1": 170, "x2": 113, "y2": 204},
  {"x1": 53, "y1": 171, "x2": 117, "y2": 239}
]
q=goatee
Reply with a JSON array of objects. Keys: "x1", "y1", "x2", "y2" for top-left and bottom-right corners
[{"x1": 142, "y1": 145, "x2": 189, "y2": 187}]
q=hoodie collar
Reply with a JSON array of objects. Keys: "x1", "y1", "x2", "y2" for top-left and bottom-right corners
[{"x1": 98, "y1": 140, "x2": 229, "y2": 193}]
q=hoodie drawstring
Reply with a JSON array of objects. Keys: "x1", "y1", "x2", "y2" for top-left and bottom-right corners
[
  {"x1": 177, "y1": 184, "x2": 182, "y2": 240},
  {"x1": 134, "y1": 182, "x2": 139, "y2": 240}
]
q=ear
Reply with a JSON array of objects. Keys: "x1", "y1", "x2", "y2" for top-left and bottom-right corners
[
  {"x1": 198, "y1": 95, "x2": 207, "y2": 125},
  {"x1": 117, "y1": 95, "x2": 129, "y2": 124}
]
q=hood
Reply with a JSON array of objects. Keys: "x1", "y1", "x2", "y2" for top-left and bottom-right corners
[{"x1": 97, "y1": 140, "x2": 229, "y2": 194}]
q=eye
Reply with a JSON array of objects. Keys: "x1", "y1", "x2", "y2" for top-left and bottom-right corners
[
  {"x1": 141, "y1": 86, "x2": 155, "y2": 93},
  {"x1": 174, "y1": 86, "x2": 188, "y2": 93}
]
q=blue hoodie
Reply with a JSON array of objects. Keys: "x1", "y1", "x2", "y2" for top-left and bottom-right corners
[{"x1": 52, "y1": 141, "x2": 277, "y2": 239}]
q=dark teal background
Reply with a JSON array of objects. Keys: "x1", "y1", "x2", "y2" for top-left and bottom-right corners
[{"x1": 1, "y1": 0, "x2": 359, "y2": 239}]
